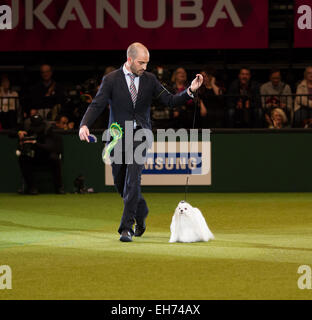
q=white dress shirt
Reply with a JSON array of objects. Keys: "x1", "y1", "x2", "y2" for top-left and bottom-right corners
[
  {"x1": 123, "y1": 64, "x2": 140, "y2": 93},
  {"x1": 123, "y1": 64, "x2": 139, "y2": 128}
]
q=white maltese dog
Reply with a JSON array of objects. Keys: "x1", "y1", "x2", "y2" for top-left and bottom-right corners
[{"x1": 169, "y1": 201, "x2": 215, "y2": 243}]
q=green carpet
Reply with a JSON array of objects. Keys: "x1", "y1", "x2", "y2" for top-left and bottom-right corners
[{"x1": 0, "y1": 193, "x2": 312, "y2": 300}]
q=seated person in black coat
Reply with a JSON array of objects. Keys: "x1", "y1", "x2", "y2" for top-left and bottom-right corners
[
  {"x1": 17, "y1": 114, "x2": 64, "y2": 195},
  {"x1": 27, "y1": 64, "x2": 66, "y2": 120},
  {"x1": 227, "y1": 67, "x2": 263, "y2": 128}
]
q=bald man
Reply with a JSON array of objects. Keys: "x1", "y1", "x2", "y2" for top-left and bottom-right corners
[{"x1": 79, "y1": 42, "x2": 203, "y2": 242}]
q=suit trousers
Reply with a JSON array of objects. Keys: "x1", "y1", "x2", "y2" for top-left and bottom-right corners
[{"x1": 111, "y1": 140, "x2": 149, "y2": 235}]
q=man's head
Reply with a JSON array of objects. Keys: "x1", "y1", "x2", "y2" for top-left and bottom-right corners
[
  {"x1": 172, "y1": 67, "x2": 187, "y2": 84},
  {"x1": 201, "y1": 67, "x2": 216, "y2": 85},
  {"x1": 304, "y1": 66, "x2": 312, "y2": 82},
  {"x1": 30, "y1": 114, "x2": 45, "y2": 134},
  {"x1": 40, "y1": 64, "x2": 53, "y2": 82},
  {"x1": 270, "y1": 69, "x2": 282, "y2": 87},
  {"x1": 55, "y1": 115, "x2": 69, "y2": 130},
  {"x1": 271, "y1": 108, "x2": 287, "y2": 124},
  {"x1": 126, "y1": 42, "x2": 150, "y2": 77},
  {"x1": 104, "y1": 66, "x2": 116, "y2": 75},
  {"x1": 238, "y1": 67, "x2": 251, "y2": 86},
  {"x1": 0, "y1": 76, "x2": 10, "y2": 90}
]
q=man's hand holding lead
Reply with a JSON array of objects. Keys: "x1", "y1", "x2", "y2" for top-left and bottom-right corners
[
  {"x1": 190, "y1": 74, "x2": 203, "y2": 92},
  {"x1": 79, "y1": 125, "x2": 90, "y2": 143}
]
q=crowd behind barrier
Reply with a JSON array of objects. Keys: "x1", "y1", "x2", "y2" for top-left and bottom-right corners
[{"x1": 2, "y1": 65, "x2": 312, "y2": 132}]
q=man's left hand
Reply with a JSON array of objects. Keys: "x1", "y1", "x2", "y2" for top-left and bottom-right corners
[{"x1": 190, "y1": 74, "x2": 204, "y2": 92}]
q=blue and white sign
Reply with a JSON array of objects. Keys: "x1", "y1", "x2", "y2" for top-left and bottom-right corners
[{"x1": 105, "y1": 141, "x2": 211, "y2": 186}]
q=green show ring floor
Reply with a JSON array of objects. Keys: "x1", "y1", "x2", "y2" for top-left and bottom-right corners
[{"x1": 0, "y1": 193, "x2": 312, "y2": 300}]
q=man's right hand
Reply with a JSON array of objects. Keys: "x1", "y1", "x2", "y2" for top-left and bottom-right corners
[{"x1": 79, "y1": 125, "x2": 90, "y2": 142}]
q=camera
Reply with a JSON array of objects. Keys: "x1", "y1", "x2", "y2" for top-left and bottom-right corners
[
  {"x1": 16, "y1": 135, "x2": 37, "y2": 158},
  {"x1": 21, "y1": 135, "x2": 37, "y2": 142},
  {"x1": 65, "y1": 77, "x2": 99, "y2": 120},
  {"x1": 66, "y1": 78, "x2": 98, "y2": 105}
]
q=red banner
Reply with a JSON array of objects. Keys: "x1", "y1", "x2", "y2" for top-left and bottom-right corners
[
  {"x1": 0, "y1": 0, "x2": 268, "y2": 51},
  {"x1": 295, "y1": 0, "x2": 312, "y2": 47}
]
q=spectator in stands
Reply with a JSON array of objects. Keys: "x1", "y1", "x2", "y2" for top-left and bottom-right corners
[
  {"x1": 54, "y1": 115, "x2": 74, "y2": 130},
  {"x1": 227, "y1": 67, "x2": 263, "y2": 128},
  {"x1": 266, "y1": 108, "x2": 289, "y2": 129},
  {"x1": 0, "y1": 75, "x2": 19, "y2": 130},
  {"x1": 294, "y1": 66, "x2": 312, "y2": 127},
  {"x1": 169, "y1": 67, "x2": 195, "y2": 128},
  {"x1": 260, "y1": 69, "x2": 292, "y2": 122},
  {"x1": 303, "y1": 118, "x2": 312, "y2": 128},
  {"x1": 104, "y1": 66, "x2": 116, "y2": 75},
  {"x1": 28, "y1": 64, "x2": 66, "y2": 120},
  {"x1": 17, "y1": 114, "x2": 64, "y2": 195},
  {"x1": 152, "y1": 65, "x2": 171, "y2": 85},
  {"x1": 198, "y1": 68, "x2": 225, "y2": 128}
]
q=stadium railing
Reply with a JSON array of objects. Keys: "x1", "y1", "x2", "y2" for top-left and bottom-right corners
[
  {"x1": 0, "y1": 96, "x2": 22, "y2": 129},
  {"x1": 1, "y1": 94, "x2": 312, "y2": 129},
  {"x1": 209, "y1": 94, "x2": 312, "y2": 128}
]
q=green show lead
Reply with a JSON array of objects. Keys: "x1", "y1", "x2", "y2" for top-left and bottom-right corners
[{"x1": 102, "y1": 122, "x2": 123, "y2": 161}]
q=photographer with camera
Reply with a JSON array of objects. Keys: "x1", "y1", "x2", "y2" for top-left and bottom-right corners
[
  {"x1": 64, "y1": 76, "x2": 110, "y2": 129},
  {"x1": 17, "y1": 114, "x2": 64, "y2": 195}
]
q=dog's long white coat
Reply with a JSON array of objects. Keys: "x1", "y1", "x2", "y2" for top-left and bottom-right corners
[{"x1": 169, "y1": 202, "x2": 215, "y2": 243}]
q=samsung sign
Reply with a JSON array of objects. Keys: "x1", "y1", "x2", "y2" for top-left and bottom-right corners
[
  {"x1": 105, "y1": 142, "x2": 211, "y2": 186},
  {"x1": 143, "y1": 153, "x2": 203, "y2": 175}
]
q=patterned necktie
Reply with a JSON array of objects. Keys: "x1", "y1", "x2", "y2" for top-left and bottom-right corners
[{"x1": 128, "y1": 73, "x2": 137, "y2": 105}]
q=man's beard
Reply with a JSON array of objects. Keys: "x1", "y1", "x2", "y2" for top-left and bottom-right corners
[{"x1": 130, "y1": 65, "x2": 143, "y2": 77}]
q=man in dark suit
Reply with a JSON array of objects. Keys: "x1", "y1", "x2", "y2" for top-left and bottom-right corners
[{"x1": 79, "y1": 42, "x2": 203, "y2": 242}]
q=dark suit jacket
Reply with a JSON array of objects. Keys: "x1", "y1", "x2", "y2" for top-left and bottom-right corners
[
  {"x1": 29, "y1": 81, "x2": 66, "y2": 111},
  {"x1": 80, "y1": 67, "x2": 192, "y2": 131}
]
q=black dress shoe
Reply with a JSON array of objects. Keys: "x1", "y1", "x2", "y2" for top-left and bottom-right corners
[
  {"x1": 120, "y1": 230, "x2": 133, "y2": 242},
  {"x1": 134, "y1": 220, "x2": 146, "y2": 237}
]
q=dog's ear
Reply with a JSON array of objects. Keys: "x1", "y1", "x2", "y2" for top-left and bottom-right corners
[
  {"x1": 185, "y1": 202, "x2": 192, "y2": 210},
  {"x1": 174, "y1": 205, "x2": 180, "y2": 215},
  {"x1": 187, "y1": 204, "x2": 196, "y2": 215}
]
